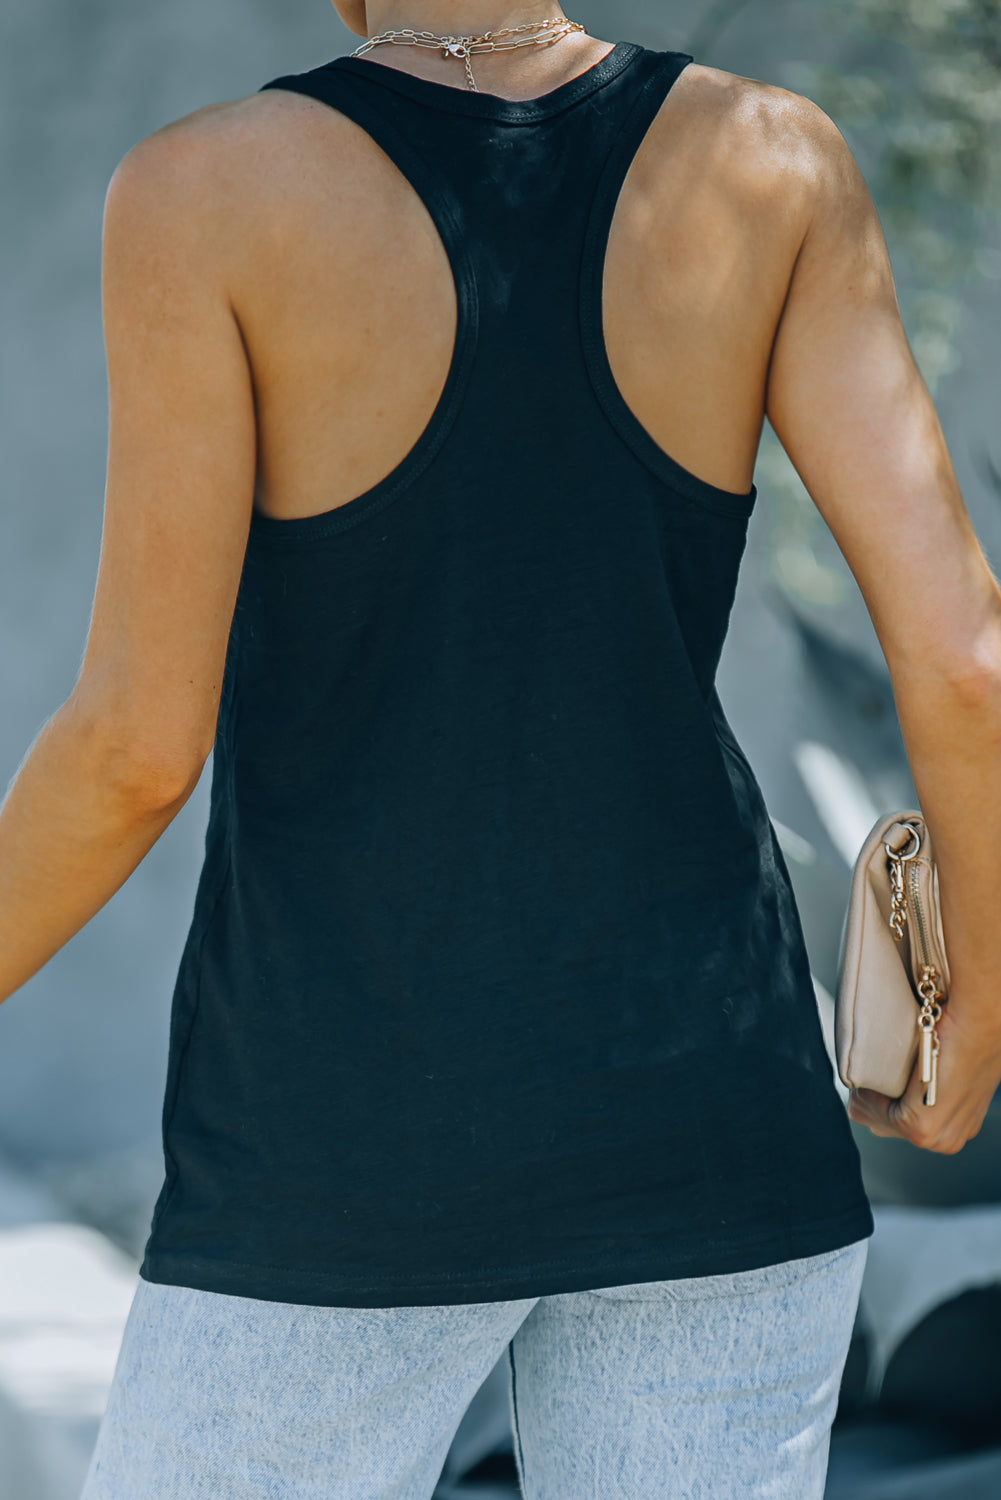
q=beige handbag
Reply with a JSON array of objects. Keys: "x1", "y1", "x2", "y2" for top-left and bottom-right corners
[{"x1": 835, "y1": 810, "x2": 949, "y2": 1106}]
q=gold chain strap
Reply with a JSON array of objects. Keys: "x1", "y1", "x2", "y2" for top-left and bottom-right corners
[
  {"x1": 351, "y1": 18, "x2": 587, "y2": 92},
  {"x1": 887, "y1": 850, "x2": 908, "y2": 939}
]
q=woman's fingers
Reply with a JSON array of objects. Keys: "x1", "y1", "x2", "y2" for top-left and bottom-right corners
[
  {"x1": 847, "y1": 1009, "x2": 1000, "y2": 1155},
  {"x1": 847, "y1": 1087, "x2": 899, "y2": 1138}
]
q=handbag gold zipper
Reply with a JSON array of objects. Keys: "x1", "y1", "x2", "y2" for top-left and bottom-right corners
[
  {"x1": 908, "y1": 862, "x2": 944, "y2": 1106},
  {"x1": 885, "y1": 823, "x2": 944, "y2": 1106}
]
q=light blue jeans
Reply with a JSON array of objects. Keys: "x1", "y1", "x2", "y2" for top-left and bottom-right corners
[{"x1": 81, "y1": 1239, "x2": 868, "y2": 1499}]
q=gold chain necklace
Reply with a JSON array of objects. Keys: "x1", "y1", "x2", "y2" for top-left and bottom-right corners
[{"x1": 350, "y1": 17, "x2": 587, "y2": 93}]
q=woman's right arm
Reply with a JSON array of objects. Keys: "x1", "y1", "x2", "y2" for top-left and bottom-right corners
[{"x1": 764, "y1": 95, "x2": 1001, "y2": 1156}]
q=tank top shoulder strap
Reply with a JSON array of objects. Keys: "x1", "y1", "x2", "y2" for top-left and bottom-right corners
[
  {"x1": 257, "y1": 57, "x2": 485, "y2": 465},
  {"x1": 575, "y1": 49, "x2": 756, "y2": 515},
  {"x1": 257, "y1": 57, "x2": 476, "y2": 286},
  {"x1": 581, "y1": 46, "x2": 692, "y2": 250}
]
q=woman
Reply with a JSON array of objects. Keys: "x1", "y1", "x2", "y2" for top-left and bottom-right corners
[{"x1": 2, "y1": 2, "x2": 1000, "y2": 1496}]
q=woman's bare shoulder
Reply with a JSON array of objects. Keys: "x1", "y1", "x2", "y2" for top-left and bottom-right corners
[
  {"x1": 669, "y1": 60, "x2": 855, "y2": 202},
  {"x1": 110, "y1": 85, "x2": 362, "y2": 213},
  {"x1": 677, "y1": 60, "x2": 834, "y2": 132}
]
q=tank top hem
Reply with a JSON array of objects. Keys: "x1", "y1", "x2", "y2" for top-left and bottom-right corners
[{"x1": 139, "y1": 1202, "x2": 874, "y2": 1309}]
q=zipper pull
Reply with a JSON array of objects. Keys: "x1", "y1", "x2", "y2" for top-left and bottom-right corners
[
  {"x1": 926, "y1": 1030, "x2": 940, "y2": 1108},
  {"x1": 919, "y1": 1013, "x2": 935, "y2": 1086}
]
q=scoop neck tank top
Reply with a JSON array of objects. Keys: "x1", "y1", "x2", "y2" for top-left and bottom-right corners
[{"x1": 139, "y1": 40, "x2": 873, "y2": 1309}]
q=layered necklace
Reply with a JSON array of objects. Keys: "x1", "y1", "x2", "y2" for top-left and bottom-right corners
[{"x1": 350, "y1": 16, "x2": 588, "y2": 93}]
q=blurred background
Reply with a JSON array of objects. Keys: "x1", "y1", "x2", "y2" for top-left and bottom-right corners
[{"x1": 1, "y1": 0, "x2": 999, "y2": 1495}]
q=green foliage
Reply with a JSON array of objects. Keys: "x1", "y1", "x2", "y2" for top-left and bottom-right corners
[
  {"x1": 808, "y1": 0, "x2": 1001, "y2": 285},
  {"x1": 762, "y1": 0, "x2": 1001, "y2": 611},
  {"x1": 858, "y1": 0, "x2": 1000, "y2": 202}
]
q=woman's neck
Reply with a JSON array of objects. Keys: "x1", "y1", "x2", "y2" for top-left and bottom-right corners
[{"x1": 354, "y1": 4, "x2": 607, "y2": 98}]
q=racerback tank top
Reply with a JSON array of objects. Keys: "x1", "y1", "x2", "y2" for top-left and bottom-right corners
[{"x1": 139, "y1": 40, "x2": 873, "y2": 1308}]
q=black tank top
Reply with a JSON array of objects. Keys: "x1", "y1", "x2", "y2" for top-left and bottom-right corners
[{"x1": 139, "y1": 41, "x2": 872, "y2": 1308}]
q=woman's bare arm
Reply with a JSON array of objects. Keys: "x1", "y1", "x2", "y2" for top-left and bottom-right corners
[
  {"x1": 0, "y1": 115, "x2": 256, "y2": 1004},
  {"x1": 765, "y1": 96, "x2": 1001, "y2": 1154}
]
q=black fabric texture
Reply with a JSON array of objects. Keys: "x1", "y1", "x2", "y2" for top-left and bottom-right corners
[{"x1": 139, "y1": 41, "x2": 874, "y2": 1307}]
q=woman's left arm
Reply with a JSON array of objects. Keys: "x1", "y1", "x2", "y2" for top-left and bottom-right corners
[{"x1": 0, "y1": 114, "x2": 256, "y2": 1007}]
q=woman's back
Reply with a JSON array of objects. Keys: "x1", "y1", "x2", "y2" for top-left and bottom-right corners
[{"x1": 135, "y1": 42, "x2": 873, "y2": 1309}]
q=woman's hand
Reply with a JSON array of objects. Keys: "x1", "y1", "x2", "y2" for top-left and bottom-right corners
[{"x1": 848, "y1": 1000, "x2": 1001, "y2": 1154}]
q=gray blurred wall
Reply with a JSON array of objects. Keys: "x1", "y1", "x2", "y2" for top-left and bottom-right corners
[{"x1": 1, "y1": 0, "x2": 998, "y2": 1170}]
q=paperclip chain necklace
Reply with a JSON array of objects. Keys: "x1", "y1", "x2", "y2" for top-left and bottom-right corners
[{"x1": 350, "y1": 16, "x2": 588, "y2": 92}]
